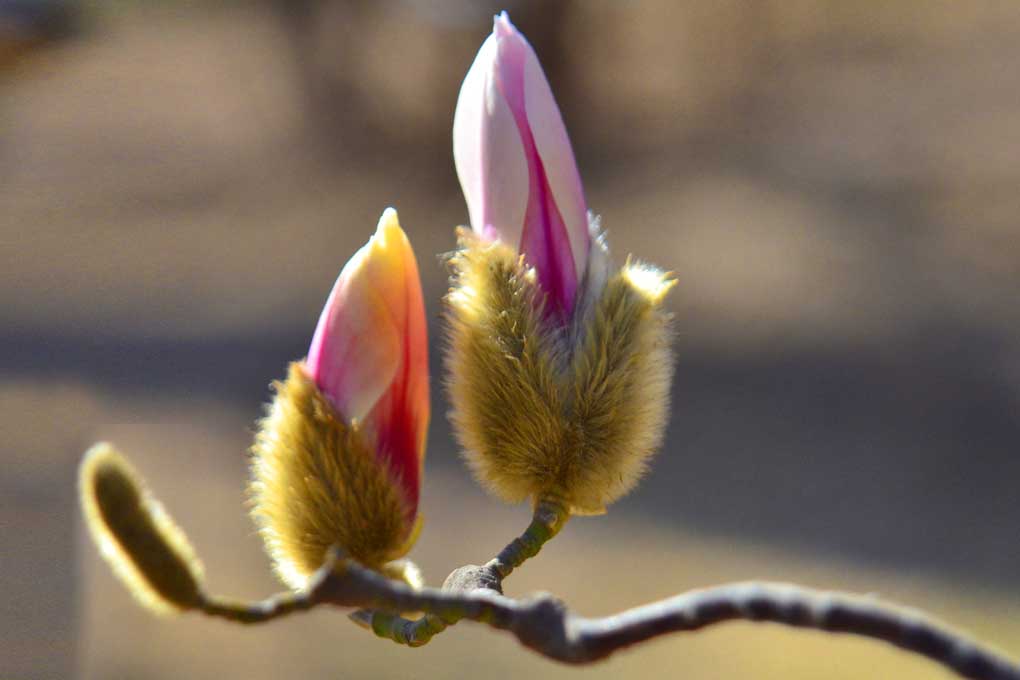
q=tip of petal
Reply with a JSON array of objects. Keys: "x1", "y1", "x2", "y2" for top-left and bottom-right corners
[
  {"x1": 374, "y1": 207, "x2": 405, "y2": 245},
  {"x1": 306, "y1": 208, "x2": 414, "y2": 423},
  {"x1": 493, "y1": 11, "x2": 514, "y2": 37}
]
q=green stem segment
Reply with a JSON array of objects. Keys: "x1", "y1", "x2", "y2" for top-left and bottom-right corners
[
  {"x1": 351, "y1": 609, "x2": 451, "y2": 647},
  {"x1": 356, "y1": 498, "x2": 569, "y2": 646},
  {"x1": 489, "y1": 499, "x2": 569, "y2": 579}
]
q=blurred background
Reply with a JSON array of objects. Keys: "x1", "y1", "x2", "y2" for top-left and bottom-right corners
[{"x1": 3, "y1": 1, "x2": 1020, "y2": 678}]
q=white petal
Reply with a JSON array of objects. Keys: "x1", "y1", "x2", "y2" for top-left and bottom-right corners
[
  {"x1": 453, "y1": 34, "x2": 494, "y2": 235},
  {"x1": 479, "y1": 64, "x2": 528, "y2": 247}
]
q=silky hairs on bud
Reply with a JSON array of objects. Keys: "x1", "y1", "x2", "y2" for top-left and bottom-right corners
[
  {"x1": 250, "y1": 362, "x2": 421, "y2": 589},
  {"x1": 79, "y1": 443, "x2": 205, "y2": 614},
  {"x1": 445, "y1": 230, "x2": 675, "y2": 515}
]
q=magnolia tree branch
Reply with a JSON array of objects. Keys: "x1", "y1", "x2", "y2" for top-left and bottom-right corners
[
  {"x1": 196, "y1": 516, "x2": 1020, "y2": 680},
  {"x1": 349, "y1": 499, "x2": 569, "y2": 645},
  {"x1": 328, "y1": 562, "x2": 1020, "y2": 680}
]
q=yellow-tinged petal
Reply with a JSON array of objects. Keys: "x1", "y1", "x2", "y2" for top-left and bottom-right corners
[
  {"x1": 363, "y1": 209, "x2": 430, "y2": 515},
  {"x1": 305, "y1": 207, "x2": 429, "y2": 517},
  {"x1": 307, "y1": 208, "x2": 406, "y2": 425}
]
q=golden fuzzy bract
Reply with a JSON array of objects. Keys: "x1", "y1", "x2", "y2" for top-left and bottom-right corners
[
  {"x1": 445, "y1": 229, "x2": 676, "y2": 515},
  {"x1": 78, "y1": 443, "x2": 204, "y2": 614},
  {"x1": 249, "y1": 362, "x2": 420, "y2": 590}
]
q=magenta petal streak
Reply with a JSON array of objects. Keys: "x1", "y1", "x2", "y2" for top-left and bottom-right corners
[{"x1": 492, "y1": 16, "x2": 578, "y2": 319}]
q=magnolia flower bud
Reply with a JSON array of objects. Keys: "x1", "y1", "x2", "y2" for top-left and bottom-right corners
[
  {"x1": 250, "y1": 209, "x2": 429, "y2": 589},
  {"x1": 79, "y1": 443, "x2": 205, "y2": 614},
  {"x1": 453, "y1": 11, "x2": 590, "y2": 320},
  {"x1": 447, "y1": 17, "x2": 676, "y2": 516}
]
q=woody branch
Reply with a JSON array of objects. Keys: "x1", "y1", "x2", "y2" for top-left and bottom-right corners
[{"x1": 199, "y1": 513, "x2": 1020, "y2": 680}]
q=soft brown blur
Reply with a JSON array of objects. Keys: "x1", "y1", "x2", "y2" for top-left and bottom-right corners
[{"x1": 3, "y1": 2, "x2": 1020, "y2": 678}]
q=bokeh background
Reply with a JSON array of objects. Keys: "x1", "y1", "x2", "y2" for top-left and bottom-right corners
[{"x1": 3, "y1": 1, "x2": 1020, "y2": 678}]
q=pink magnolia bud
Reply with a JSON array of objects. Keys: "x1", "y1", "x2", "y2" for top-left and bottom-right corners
[
  {"x1": 306, "y1": 208, "x2": 430, "y2": 519},
  {"x1": 453, "y1": 11, "x2": 590, "y2": 320}
]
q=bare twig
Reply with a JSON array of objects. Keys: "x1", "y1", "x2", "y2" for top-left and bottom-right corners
[
  {"x1": 199, "y1": 590, "x2": 316, "y2": 624},
  {"x1": 198, "y1": 547, "x2": 1020, "y2": 680}
]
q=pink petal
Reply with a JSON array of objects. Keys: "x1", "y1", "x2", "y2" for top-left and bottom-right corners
[
  {"x1": 453, "y1": 30, "x2": 528, "y2": 247},
  {"x1": 491, "y1": 13, "x2": 582, "y2": 317},
  {"x1": 306, "y1": 230, "x2": 401, "y2": 425},
  {"x1": 518, "y1": 159, "x2": 578, "y2": 319},
  {"x1": 305, "y1": 209, "x2": 429, "y2": 518},
  {"x1": 453, "y1": 12, "x2": 592, "y2": 319},
  {"x1": 521, "y1": 37, "x2": 589, "y2": 281}
]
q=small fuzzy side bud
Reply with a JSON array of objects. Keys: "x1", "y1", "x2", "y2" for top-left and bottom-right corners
[{"x1": 78, "y1": 443, "x2": 204, "y2": 614}]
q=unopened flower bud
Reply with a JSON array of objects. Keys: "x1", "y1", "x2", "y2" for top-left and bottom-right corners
[
  {"x1": 250, "y1": 209, "x2": 429, "y2": 589},
  {"x1": 453, "y1": 11, "x2": 591, "y2": 320},
  {"x1": 447, "y1": 17, "x2": 676, "y2": 516}
]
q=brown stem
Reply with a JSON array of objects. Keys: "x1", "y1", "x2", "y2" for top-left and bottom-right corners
[
  {"x1": 201, "y1": 550, "x2": 1020, "y2": 680},
  {"x1": 335, "y1": 562, "x2": 1020, "y2": 680}
]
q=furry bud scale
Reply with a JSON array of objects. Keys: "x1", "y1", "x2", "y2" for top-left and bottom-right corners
[
  {"x1": 445, "y1": 230, "x2": 675, "y2": 515},
  {"x1": 249, "y1": 363, "x2": 421, "y2": 589}
]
